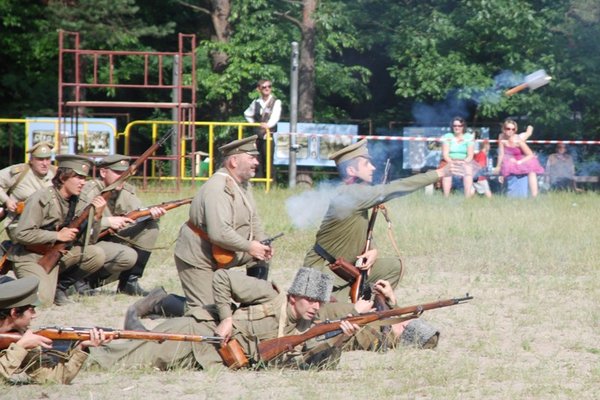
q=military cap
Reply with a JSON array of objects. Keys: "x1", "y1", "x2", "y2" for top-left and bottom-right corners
[
  {"x1": 328, "y1": 138, "x2": 371, "y2": 165},
  {"x1": 96, "y1": 154, "x2": 131, "y2": 172},
  {"x1": 27, "y1": 141, "x2": 54, "y2": 158},
  {"x1": 288, "y1": 267, "x2": 333, "y2": 303},
  {"x1": 55, "y1": 154, "x2": 94, "y2": 177},
  {"x1": 219, "y1": 135, "x2": 260, "y2": 157},
  {"x1": 0, "y1": 277, "x2": 40, "y2": 310}
]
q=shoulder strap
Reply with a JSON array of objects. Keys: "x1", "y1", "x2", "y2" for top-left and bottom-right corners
[
  {"x1": 215, "y1": 172, "x2": 254, "y2": 240},
  {"x1": 6, "y1": 164, "x2": 31, "y2": 197}
]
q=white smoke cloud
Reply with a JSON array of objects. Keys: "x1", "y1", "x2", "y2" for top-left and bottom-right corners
[{"x1": 285, "y1": 181, "x2": 339, "y2": 229}]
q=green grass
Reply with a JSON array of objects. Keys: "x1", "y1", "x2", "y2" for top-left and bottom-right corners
[{"x1": 3, "y1": 184, "x2": 599, "y2": 399}]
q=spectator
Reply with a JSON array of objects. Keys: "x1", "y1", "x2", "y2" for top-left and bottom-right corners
[
  {"x1": 243, "y1": 79, "x2": 282, "y2": 180},
  {"x1": 545, "y1": 143, "x2": 578, "y2": 191},
  {"x1": 495, "y1": 119, "x2": 544, "y2": 197},
  {"x1": 440, "y1": 117, "x2": 480, "y2": 197},
  {"x1": 472, "y1": 139, "x2": 493, "y2": 198}
]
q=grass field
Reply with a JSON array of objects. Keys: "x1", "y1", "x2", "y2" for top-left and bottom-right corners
[{"x1": 3, "y1": 184, "x2": 599, "y2": 400}]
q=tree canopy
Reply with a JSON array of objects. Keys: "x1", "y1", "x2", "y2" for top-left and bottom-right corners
[{"x1": 1, "y1": 0, "x2": 598, "y2": 158}]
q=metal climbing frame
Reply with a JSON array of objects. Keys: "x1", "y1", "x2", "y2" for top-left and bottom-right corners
[{"x1": 57, "y1": 30, "x2": 197, "y2": 185}]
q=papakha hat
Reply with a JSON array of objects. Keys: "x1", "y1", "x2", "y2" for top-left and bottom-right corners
[
  {"x1": 288, "y1": 267, "x2": 333, "y2": 303},
  {"x1": 328, "y1": 138, "x2": 371, "y2": 165},
  {"x1": 27, "y1": 141, "x2": 54, "y2": 159},
  {"x1": 55, "y1": 154, "x2": 94, "y2": 177},
  {"x1": 96, "y1": 154, "x2": 131, "y2": 172},
  {"x1": 0, "y1": 277, "x2": 40, "y2": 310},
  {"x1": 219, "y1": 135, "x2": 260, "y2": 157}
]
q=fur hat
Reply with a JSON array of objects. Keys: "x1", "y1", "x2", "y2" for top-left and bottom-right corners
[
  {"x1": 400, "y1": 318, "x2": 440, "y2": 349},
  {"x1": 288, "y1": 267, "x2": 333, "y2": 302}
]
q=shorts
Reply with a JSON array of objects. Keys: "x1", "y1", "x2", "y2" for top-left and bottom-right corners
[{"x1": 472, "y1": 179, "x2": 491, "y2": 195}]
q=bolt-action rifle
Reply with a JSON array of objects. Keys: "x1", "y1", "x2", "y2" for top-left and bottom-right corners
[
  {"x1": 33, "y1": 128, "x2": 176, "y2": 274},
  {"x1": 358, "y1": 158, "x2": 391, "y2": 301},
  {"x1": 97, "y1": 197, "x2": 193, "y2": 240},
  {"x1": 0, "y1": 325, "x2": 222, "y2": 351},
  {"x1": 257, "y1": 294, "x2": 473, "y2": 362}
]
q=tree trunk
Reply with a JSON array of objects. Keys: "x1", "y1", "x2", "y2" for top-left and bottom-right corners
[
  {"x1": 210, "y1": 0, "x2": 231, "y2": 73},
  {"x1": 298, "y1": 0, "x2": 316, "y2": 122}
]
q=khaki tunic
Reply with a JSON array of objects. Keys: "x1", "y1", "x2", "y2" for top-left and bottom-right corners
[
  {"x1": 9, "y1": 187, "x2": 105, "y2": 305},
  {"x1": 0, "y1": 163, "x2": 55, "y2": 239},
  {"x1": 89, "y1": 270, "x2": 355, "y2": 370},
  {"x1": 0, "y1": 342, "x2": 88, "y2": 384},
  {"x1": 303, "y1": 170, "x2": 440, "y2": 300},
  {"x1": 174, "y1": 168, "x2": 267, "y2": 310},
  {"x1": 78, "y1": 180, "x2": 162, "y2": 280}
]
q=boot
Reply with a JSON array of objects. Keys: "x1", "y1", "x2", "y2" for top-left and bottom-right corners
[
  {"x1": 56, "y1": 267, "x2": 92, "y2": 305},
  {"x1": 54, "y1": 288, "x2": 74, "y2": 306},
  {"x1": 73, "y1": 280, "x2": 99, "y2": 296},
  {"x1": 117, "y1": 276, "x2": 149, "y2": 296},
  {"x1": 86, "y1": 268, "x2": 113, "y2": 290},
  {"x1": 246, "y1": 263, "x2": 269, "y2": 280},
  {"x1": 152, "y1": 293, "x2": 187, "y2": 318},
  {"x1": 123, "y1": 287, "x2": 168, "y2": 330},
  {"x1": 118, "y1": 249, "x2": 151, "y2": 296}
]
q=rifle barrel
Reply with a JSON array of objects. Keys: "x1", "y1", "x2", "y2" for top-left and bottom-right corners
[{"x1": 257, "y1": 294, "x2": 473, "y2": 362}]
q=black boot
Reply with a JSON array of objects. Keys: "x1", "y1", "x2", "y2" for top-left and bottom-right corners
[
  {"x1": 86, "y1": 267, "x2": 113, "y2": 290},
  {"x1": 124, "y1": 287, "x2": 169, "y2": 330},
  {"x1": 56, "y1": 267, "x2": 91, "y2": 306},
  {"x1": 118, "y1": 249, "x2": 150, "y2": 296},
  {"x1": 247, "y1": 262, "x2": 269, "y2": 280},
  {"x1": 117, "y1": 276, "x2": 149, "y2": 296}
]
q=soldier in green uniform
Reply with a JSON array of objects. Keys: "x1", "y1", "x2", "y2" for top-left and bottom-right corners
[
  {"x1": 303, "y1": 138, "x2": 452, "y2": 302},
  {"x1": 173, "y1": 135, "x2": 273, "y2": 316},
  {"x1": 0, "y1": 142, "x2": 56, "y2": 239},
  {"x1": 89, "y1": 267, "x2": 361, "y2": 370},
  {"x1": 78, "y1": 154, "x2": 166, "y2": 296},
  {"x1": 9, "y1": 155, "x2": 107, "y2": 306},
  {"x1": 0, "y1": 277, "x2": 109, "y2": 384}
]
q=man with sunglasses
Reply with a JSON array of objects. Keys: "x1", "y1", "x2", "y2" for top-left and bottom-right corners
[
  {"x1": 243, "y1": 79, "x2": 282, "y2": 180},
  {"x1": 0, "y1": 277, "x2": 108, "y2": 384}
]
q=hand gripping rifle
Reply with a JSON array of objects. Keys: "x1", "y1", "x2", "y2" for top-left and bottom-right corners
[
  {"x1": 35, "y1": 128, "x2": 176, "y2": 274},
  {"x1": 97, "y1": 197, "x2": 193, "y2": 240},
  {"x1": 358, "y1": 158, "x2": 391, "y2": 301},
  {"x1": 257, "y1": 294, "x2": 473, "y2": 362},
  {"x1": 0, "y1": 325, "x2": 222, "y2": 351}
]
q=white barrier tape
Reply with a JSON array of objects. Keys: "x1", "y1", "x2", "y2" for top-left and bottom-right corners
[{"x1": 283, "y1": 132, "x2": 600, "y2": 144}]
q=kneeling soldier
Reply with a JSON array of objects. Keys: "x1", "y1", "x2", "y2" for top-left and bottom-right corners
[{"x1": 9, "y1": 155, "x2": 107, "y2": 306}]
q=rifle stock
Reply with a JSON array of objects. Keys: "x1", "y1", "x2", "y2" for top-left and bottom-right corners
[
  {"x1": 257, "y1": 294, "x2": 473, "y2": 362},
  {"x1": 0, "y1": 326, "x2": 222, "y2": 350},
  {"x1": 35, "y1": 129, "x2": 175, "y2": 274},
  {"x1": 97, "y1": 197, "x2": 192, "y2": 240}
]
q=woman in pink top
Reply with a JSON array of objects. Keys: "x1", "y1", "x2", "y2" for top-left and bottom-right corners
[{"x1": 495, "y1": 119, "x2": 544, "y2": 197}]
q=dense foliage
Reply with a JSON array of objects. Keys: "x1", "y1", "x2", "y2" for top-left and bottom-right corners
[{"x1": 1, "y1": 0, "x2": 598, "y2": 158}]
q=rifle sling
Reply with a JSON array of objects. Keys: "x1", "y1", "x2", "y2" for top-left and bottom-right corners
[
  {"x1": 313, "y1": 243, "x2": 336, "y2": 264},
  {"x1": 186, "y1": 220, "x2": 210, "y2": 241}
]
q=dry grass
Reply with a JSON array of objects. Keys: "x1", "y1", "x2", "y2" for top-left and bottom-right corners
[{"x1": 3, "y1": 184, "x2": 599, "y2": 399}]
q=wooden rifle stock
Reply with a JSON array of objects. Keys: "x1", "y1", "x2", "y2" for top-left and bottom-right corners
[
  {"x1": 0, "y1": 201, "x2": 25, "y2": 222},
  {"x1": 0, "y1": 325, "x2": 222, "y2": 351},
  {"x1": 97, "y1": 197, "x2": 192, "y2": 240},
  {"x1": 328, "y1": 257, "x2": 362, "y2": 303},
  {"x1": 35, "y1": 129, "x2": 175, "y2": 274},
  {"x1": 257, "y1": 294, "x2": 472, "y2": 362}
]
